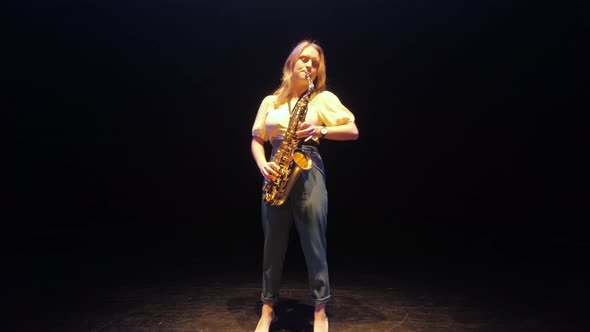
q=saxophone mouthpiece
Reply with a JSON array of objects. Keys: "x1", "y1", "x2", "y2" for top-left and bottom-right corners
[{"x1": 304, "y1": 71, "x2": 314, "y2": 90}]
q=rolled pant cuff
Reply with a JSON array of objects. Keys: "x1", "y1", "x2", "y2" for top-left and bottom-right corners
[
  {"x1": 261, "y1": 294, "x2": 278, "y2": 304},
  {"x1": 314, "y1": 294, "x2": 331, "y2": 304}
]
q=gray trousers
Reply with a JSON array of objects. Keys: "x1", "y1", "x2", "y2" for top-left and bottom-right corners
[{"x1": 260, "y1": 144, "x2": 330, "y2": 305}]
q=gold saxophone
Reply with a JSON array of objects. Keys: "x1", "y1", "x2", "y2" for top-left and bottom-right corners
[{"x1": 262, "y1": 72, "x2": 316, "y2": 206}]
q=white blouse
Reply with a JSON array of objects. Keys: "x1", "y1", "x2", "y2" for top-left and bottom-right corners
[{"x1": 251, "y1": 90, "x2": 355, "y2": 142}]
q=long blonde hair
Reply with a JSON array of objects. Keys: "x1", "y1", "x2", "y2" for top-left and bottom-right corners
[{"x1": 273, "y1": 40, "x2": 327, "y2": 108}]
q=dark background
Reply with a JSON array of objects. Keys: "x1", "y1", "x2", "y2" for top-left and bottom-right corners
[{"x1": 5, "y1": 0, "x2": 588, "y2": 282}]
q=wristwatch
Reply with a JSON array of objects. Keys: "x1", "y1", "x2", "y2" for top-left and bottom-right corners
[{"x1": 320, "y1": 126, "x2": 328, "y2": 139}]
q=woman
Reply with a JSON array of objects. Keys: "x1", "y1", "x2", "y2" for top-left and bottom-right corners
[{"x1": 251, "y1": 39, "x2": 359, "y2": 332}]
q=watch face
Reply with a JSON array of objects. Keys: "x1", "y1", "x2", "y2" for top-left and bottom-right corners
[{"x1": 321, "y1": 127, "x2": 328, "y2": 135}]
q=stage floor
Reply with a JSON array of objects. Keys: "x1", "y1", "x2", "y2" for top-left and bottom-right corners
[{"x1": 6, "y1": 228, "x2": 589, "y2": 332}]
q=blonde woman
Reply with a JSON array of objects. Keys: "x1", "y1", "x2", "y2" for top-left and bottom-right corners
[{"x1": 251, "y1": 39, "x2": 359, "y2": 332}]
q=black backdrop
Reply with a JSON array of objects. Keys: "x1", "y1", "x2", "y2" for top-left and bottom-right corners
[{"x1": 5, "y1": 1, "x2": 587, "y2": 263}]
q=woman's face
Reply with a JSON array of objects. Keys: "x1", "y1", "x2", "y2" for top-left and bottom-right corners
[{"x1": 292, "y1": 46, "x2": 320, "y2": 83}]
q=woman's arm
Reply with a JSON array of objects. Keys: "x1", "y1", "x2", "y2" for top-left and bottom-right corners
[
  {"x1": 299, "y1": 122, "x2": 359, "y2": 141},
  {"x1": 317, "y1": 122, "x2": 359, "y2": 141},
  {"x1": 251, "y1": 136, "x2": 277, "y2": 181}
]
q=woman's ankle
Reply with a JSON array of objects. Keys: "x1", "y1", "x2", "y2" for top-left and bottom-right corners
[
  {"x1": 261, "y1": 303, "x2": 274, "y2": 317},
  {"x1": 314, "y1": 303, "x2": 327, "y2": 319}
]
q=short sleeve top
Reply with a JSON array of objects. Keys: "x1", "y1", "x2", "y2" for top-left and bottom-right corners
[{"x1": 251, "y1": 90, "x2": 355, "y2": 142}]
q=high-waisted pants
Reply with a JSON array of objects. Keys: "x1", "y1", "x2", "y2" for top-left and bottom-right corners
[{"x1": 260, "y1": 144, "x2": 330, "y2": 305}]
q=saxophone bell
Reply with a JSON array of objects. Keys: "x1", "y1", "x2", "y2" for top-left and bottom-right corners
[{"x1": 292, "y1": 148, "x2": 313, "y2": 170}]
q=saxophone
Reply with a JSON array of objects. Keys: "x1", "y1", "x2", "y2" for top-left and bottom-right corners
[{"x1": 262, "y1": 72, "x2": 316, "y2": 206}]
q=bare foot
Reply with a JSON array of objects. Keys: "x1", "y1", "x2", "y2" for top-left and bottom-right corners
[
  {"x1": 314, "y1": 303, "x2": 328, "y2": 332},
  {"x1": 254, "y1": 304, "x2": 274, "y2": 332},
  {"x1": 254, "y1": 315, "x2": 273, "y2": 332},
  {"x1": 313, "y1": 316, "x2": 329, "y2": 332}
]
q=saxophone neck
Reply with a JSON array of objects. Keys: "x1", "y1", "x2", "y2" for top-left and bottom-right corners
[{"x1": 305, "y1": 72, "x2": 314, "y2": 93}]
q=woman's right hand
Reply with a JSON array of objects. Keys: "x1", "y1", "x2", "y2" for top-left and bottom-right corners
[{"x1": 260, "y1": 162, "x2": 279, "y2": 182}]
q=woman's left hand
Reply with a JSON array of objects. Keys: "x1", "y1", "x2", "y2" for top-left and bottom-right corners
[{"x1": 297, "y1": 122, "x2": 318, "y2": 141}]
